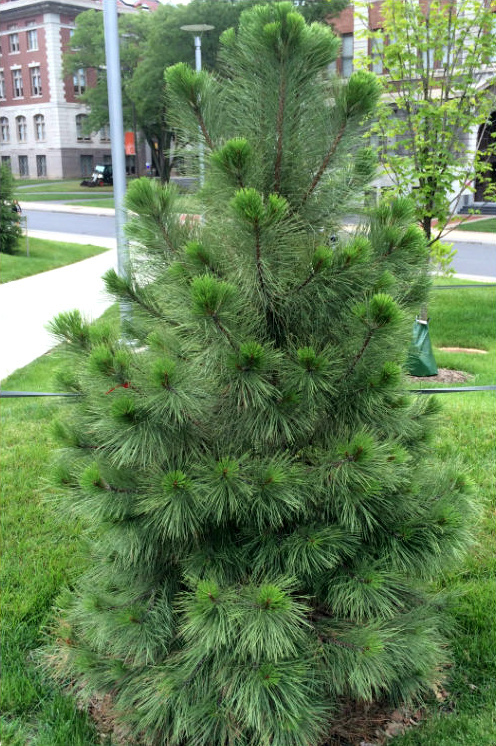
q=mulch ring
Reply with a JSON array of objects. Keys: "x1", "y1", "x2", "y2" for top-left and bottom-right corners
[
  {"x1": 324, "y1": 699, "x2": 429, "y2": 745},
  {"x1": 409, "y1": 368, "x2": 473, "y2": 384},
  {"x1": 86, "y1": 689, "x2": 450, "y2": 746}
]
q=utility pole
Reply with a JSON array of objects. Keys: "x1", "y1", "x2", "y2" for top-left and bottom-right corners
[
  {"x1": 180, "y1": 24, "x2": 214, "y2": 187},
  {"x1": 103, "y1": 0, "x2": 128, "y2": 285}
]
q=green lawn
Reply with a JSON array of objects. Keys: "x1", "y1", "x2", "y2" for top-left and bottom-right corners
[
  {"x1": 455, "y1": 217, "x2": 496, "y2": 233},
  {"x1": 17, "y1": 179, "x2": 113, "y2": 193},
  {"x1": 395, "y1": 278, "x2": 496, "y2": 746},
  {"x1": 0, "y1": 238, "x2": 109, "y2": 284},
  {"x1": 0, "y1": 352, "x2": 105, "y2": 746},
  {"x1": 0, "y1": 285, "x2": 494, "y2": 746},
  {"x1": 71, "y1": 197, "x2": 116, "y2": 209},
  {"x1": 19, "y1": 193, "x2": 113, "y2": 203}
]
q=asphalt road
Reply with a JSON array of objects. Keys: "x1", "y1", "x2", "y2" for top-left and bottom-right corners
[
  {"x1": 22, "y1": 209, "x2": 496, "y2": 278},
  {"x1": 450, "y1": 240, "x2": 496, "y2": 277},
  {"x1": 23, "y1": 209, "x2": 116, "y2": 238}
]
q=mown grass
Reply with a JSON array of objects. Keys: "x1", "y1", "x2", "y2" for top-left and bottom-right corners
[
  {"x1": 0, "y1": 352, "x2": 104, "y2": 745},
  {"x1": 454, "y1": 217, "x2": 496, "y2": 233},
  {"x1": 0, "y1": 238, "x2": 108, "y2": 284},
  {"x1": 17, "y1": 179, "x2": 113, "y2": 193},
  {"x1": 71, "y1": 197, "x2": 116, "y2": 209},
  {"x1": 19, "y1": 193, "x2": 114, "y2": 203},
  {"x1": 0, "y1": 286, "x2": 494, "y2": 746},
  {"x1": 396, "y1": 278, "x2": 496, "y2": 745}
]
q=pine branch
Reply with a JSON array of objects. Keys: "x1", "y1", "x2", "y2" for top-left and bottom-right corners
[
  {"x1": 302, "y1": 120, "x2": 347, "y2": 204},
  {"x1": 340, "y1": 328, "x2": 375, "y2": 382},
  {"x1": 325, "y1": 635, "x2": 368, "y2": 653},
  {"x1": 99, "y1": 476, "x2": 132, "y2": 495},
  {"x1": 159, "y1": 221, "x2": 178, "y2": 255},
  {"x1": 295, "y1": 255, "x2": 326, "y2": 293},
  {"x1": 192, "y1": 102, "x2": 214, "y2": 151},
  {"x1": 274, "y1": 71, "x2": 287, "y2": 193},
  {"x1": 211, "y1": 312, "x2": 237, "y2": 351},
  {"x1": 254, "y1": 217, "x2": 266, "y2": 297}
]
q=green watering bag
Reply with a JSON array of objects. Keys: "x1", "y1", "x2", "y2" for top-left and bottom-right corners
[{"x1": 407, "y1": 319, "x2": 438, "y2": 376}]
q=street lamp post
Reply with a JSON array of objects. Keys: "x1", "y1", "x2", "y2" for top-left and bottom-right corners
[
  {"x1": 180, "y1": 24, "x2": 214, "y2": 187},
  {"x1": 102, "y1": 0, "x2": 133, "y2": 331},
  {"x1": 102, "y1": 0, "x2": 128, "y2": 286}
]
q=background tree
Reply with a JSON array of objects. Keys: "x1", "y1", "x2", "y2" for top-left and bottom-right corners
[
  {"x1": 0, "y1": 165, "x2": 22, "y2": 255},
  {"x1": 65, "y1": 0, "x2": 349, "y2": 181},
  {"x1": 299, "y1": 0, "x2": 349, "y2": 23},
  {"x1": 359, "y1": 0, "x2": 496, "y2": 244},
  {"x1": 46, "y1": 4, "x2": 475, "y2": 744}
]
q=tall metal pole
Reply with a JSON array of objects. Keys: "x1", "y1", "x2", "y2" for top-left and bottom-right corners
[
  {"x1": 194, "y1": 34, "x2": 202, "y2": 71},
  {"x1": 103, "y1": 0, "x2": 128, "y2": 283},
  {"x1": 180, "y1": 24, "x2": 214, "y2": 189},
  {"x1": 193, "y1": 35, "x2": 204, "y2": 186}
]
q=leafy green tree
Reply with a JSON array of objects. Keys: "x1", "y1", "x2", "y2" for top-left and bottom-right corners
[
  {"x1": 0, "y1": 165, "x2": 22, "y2": 255},
  {"x1": 299, "y1": 0, "x2": 349, "y2": 23},
  {"x1": 46, "y1": 5, "x2": 475, "y2": 744},
  {"x1": 359, "y1": 0, "x2": 496, "y2": 244}
]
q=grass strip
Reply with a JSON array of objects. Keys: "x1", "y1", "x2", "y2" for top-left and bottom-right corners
[
  {"x1": 0, "y1": 238, "x2": 108, "y2": 284},
  {"x1": 454, "y1": 217, "x2": 496, "y2": 233},
  {"x1": 0, "y1": 351, "x2": 104, "y2": 745},
  {"x1": 17, "y1": 179, "x2": 113, "y2": 193},
  {"x1": 19, "y1": 193, "x2": 113, "y2": 203},
  {"x1": 70, "y1": 198, "x2": 116, "y2": 209}
]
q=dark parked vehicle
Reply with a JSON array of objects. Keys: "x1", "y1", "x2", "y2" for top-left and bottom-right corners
[{"x1": 80, "y1": 164, "x2": 113, "y2": 187}]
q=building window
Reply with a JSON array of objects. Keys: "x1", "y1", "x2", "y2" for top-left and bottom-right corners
[
  {"x1": 76, "y1": 114, "x2": 91, "y2": 141},
  {"x1": 99, "y1": 124, "x2": 111, "y2": 142},
  {"x1": 371, "y1": 35, "x2": 384, "y2": 75},
  {"x1": 9, "y1": 33, "x2": 20, "y2": 53},
  {"x1": 36, "y1": 154, "x2": 47, "y2": 177},
  {"x1": 0, "y1": 71, "x2": 5, "y2": 99},
  {"x1": 12, "y1": 69, "x2": 23, "y2": 97},
  {"x1": 1, "y1": 156, "x2": 12, "y2": 169},
  {"x1": 1, "y1": 117, "x2": 9, "y2": 143},
  {"x1": 80, "y1": 154, "x2": 93, "y2": 177},
  {"x1": 73, "y1": 68, "x2": 86, "y2": 95},
  {"x1": 34, "y1": 114, "x2": 45, "y2": 141},
  {"x1": 341, "y1": 33, "x2": 353, "y2": 78},
  {"x1": 30, "y1": 66, "x2": 42, "y2": 96},
  {"x1": 26, "y1": 28, "x2": 38, "y2": 51},
  {"x1": 421, "y1": 48, "x2": 435, "y2": 70},
  {"x1": 18, "y1": 155, "x2": 29, "y2": 177},
  {"x1": 16, "y1": 115, "x2": 27, "y2": 142}
]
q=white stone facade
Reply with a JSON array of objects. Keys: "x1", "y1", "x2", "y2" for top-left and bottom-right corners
[{"x1": 0, "y1": 0, "x2": 138, "y2": 179}]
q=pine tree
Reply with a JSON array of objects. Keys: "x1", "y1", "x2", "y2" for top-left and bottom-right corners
[
  {"x1": 46, "y1": 4, "x2": 476, "y2": 744},
  {"x1": 0, "y1": 164, "x2": 22, "y2": 255}
]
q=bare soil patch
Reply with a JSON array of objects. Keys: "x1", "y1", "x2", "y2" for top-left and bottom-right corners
[
  {"x1": 409, "y1": 368, "x2": 473, "y2": 383},
  {"x1": 438, "y1": 347, "x2": 487, "y2": 355}
]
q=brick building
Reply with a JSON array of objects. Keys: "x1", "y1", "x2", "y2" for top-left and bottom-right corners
[{"x1": 0, "y1": 0, "x2": 152, "y2": 179}]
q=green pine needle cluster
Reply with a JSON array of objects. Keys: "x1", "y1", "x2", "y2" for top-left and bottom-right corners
[{"x1": 45, "y1": 4, "x2": 477, "y2": 744}]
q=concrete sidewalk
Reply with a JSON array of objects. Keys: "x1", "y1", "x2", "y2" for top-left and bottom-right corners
[{"x1": 0, "y1": 236, "x2": 116, "y2": 382}]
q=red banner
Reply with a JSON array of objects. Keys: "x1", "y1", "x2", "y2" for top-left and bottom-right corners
[{"x1": 125, "y1": 131, "x2": 135, "y2": 156}]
